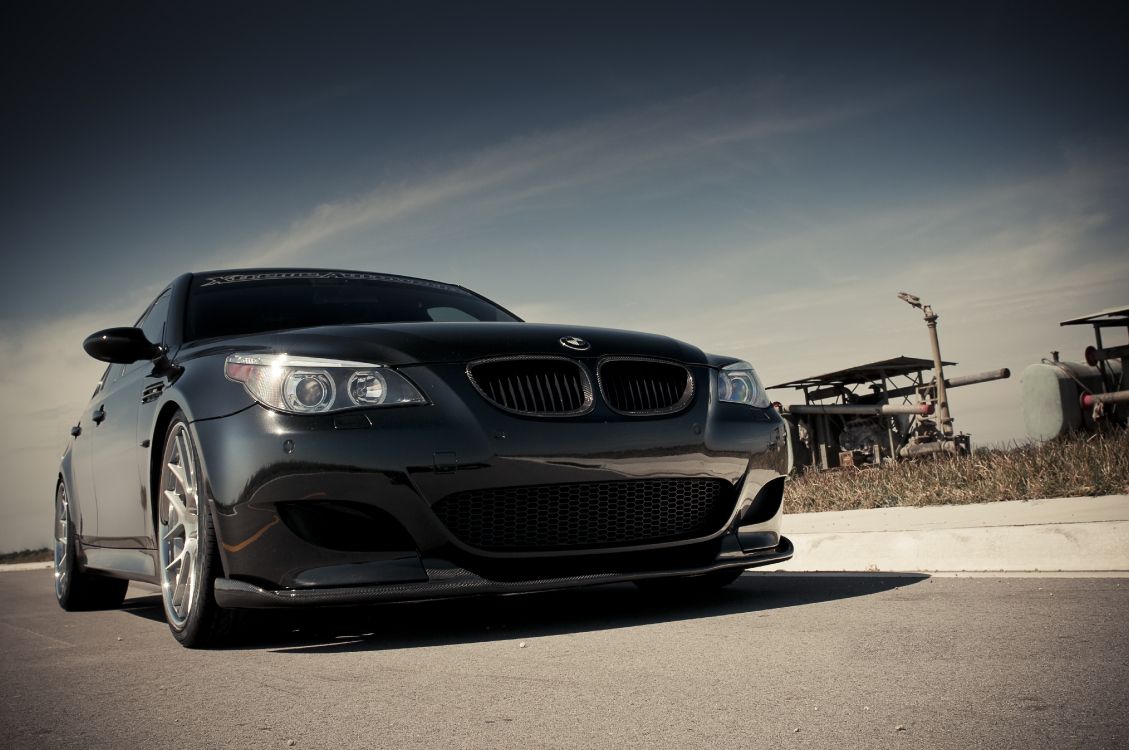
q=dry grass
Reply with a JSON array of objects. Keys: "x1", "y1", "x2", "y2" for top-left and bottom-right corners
[
  {"x1": 784, "y1": 430, "x2": 1129, "y2": 513},
  {"x1": 0, "y1": 547, "x2": 51, "y2": 564}
]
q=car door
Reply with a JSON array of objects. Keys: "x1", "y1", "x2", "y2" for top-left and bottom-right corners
[
  {"x1": 90, "y1": 290, "x2": 171, "y2": 542},
  {"x1": 68, "y1": 368, "x2": 111, "y2": 538}
]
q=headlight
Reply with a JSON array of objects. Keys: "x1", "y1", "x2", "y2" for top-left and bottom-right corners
[
  {"x1": 717, "y1": 361, "x2": 770, "y2": 408},
  {"x1": 224, "y1": 354, "x2": 426, "y2": 414}
]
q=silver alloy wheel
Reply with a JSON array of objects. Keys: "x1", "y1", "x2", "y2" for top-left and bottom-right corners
[
  {"x1": 54, "y1": 483, "x2": 69, "y2": 600},
  {"x1": 158, "y1": 422, "x2": 202, "y2": 630}
]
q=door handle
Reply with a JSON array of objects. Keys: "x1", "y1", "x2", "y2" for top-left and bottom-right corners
[{"x1": 92, "y1": 406, "x2": 106, "y2": 425}]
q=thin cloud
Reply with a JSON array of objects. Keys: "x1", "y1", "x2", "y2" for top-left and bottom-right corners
[{"x1": 228, "y1": 88, "x2": 881, "y2": 268}]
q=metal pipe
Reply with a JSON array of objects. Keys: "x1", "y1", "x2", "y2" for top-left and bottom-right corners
[
  {"x1": 1081, "y1": 390, "x2": 1129, "y2": 407},
  {"x1": 897, "y1": 293, "x2": 955, "y2": 437},
  {"x1": 817, "y1": 414, "x2": 830, "y2": 470},
  {"x1": 924, "y1": 306, "x2": 954, "y2": 437},
  {"x1": 787, "y1": 403, "x2": 934, "y2": 416},
  {"x1": 898, "y1": 440, "x2": 962, "y2": 459},
  {"x1": 1085, "y1": 344, "x2": 1129, "y2": 366},
  {"x1": 881, "y1": 368, "x2": 1011, "y2": 400},
  {"x1": 1094, "y1": 325, "x2": 1111, "y2": 386},
  {"x1": 944, "y1": 368, "x2": 1011, "y2": 389}
]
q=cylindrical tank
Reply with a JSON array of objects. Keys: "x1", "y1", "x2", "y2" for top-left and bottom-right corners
[{"x1": 1021, "y1": 360, "x2": 1124, "y2": 440}]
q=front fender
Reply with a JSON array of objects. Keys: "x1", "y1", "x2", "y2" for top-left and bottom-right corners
[
  {"x1": 135, "y1": 353, "x2": 256, "y2": 549},
  {"x1": 153, "y1": 351, "x2": 255, "y2": 426},
  {"x1": 56, "y1": 441, "x2": 85, "y2": 536}
]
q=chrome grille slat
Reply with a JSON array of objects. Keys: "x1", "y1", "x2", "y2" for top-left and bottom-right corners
[
  {"x1": 550, "y1": 372, "x2": 564, "y2": 408},
  {"x1": 532, "y1": 375, "x2": 547, "y2": 412}
]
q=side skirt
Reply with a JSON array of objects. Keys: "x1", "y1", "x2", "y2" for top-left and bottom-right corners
[{"x1": 79, "y1": 544, "x2": 160, "y2": 584}]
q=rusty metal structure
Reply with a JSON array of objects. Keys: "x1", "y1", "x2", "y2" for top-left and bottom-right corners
[
  {"x1": 769, "y1": 293, "x2": 1010, "y2": 472},
  {"x1": 1063, "y1": 304, "x2": 1129, "y2": 404},
  {"x1": 769, "y1": 357, "x2": 1009, "y2": 472},
  {"x1": 1022, "y1": 304, "x2": 1129, "y2": 440}
]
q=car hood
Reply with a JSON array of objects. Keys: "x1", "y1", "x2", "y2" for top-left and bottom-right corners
[{"x1": 190, "y1": 322, "x2": 710, "y2": 367}]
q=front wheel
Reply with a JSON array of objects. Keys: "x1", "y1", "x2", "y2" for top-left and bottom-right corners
[
  {"x1": 54, "y1": 481, "x2": 128, "y2": 611},
  {"x1": 157, "y1": 414, "x2": 239, "y2": 648}
]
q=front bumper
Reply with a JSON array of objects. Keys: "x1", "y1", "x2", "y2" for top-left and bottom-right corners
[{"x1": 191, "y1": 362, "x2": 791, "y2": 598}]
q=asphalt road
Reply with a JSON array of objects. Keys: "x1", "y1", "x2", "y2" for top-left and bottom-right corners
[{"x1": 1, "y1": 568, "x2": 1126, "y2": 750}]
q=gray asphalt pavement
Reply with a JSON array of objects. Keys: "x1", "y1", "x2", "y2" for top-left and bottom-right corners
[{"x1": 2, "y1": 568, "x2": 1126, "y2": 749}]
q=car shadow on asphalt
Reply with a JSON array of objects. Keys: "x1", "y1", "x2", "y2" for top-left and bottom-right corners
[
  {"x1": 121, "y1": 572, "x2": 929, "y2": 652},
  {"x1": 119, "y1": 593, "x2": 168, "y2": 623}
]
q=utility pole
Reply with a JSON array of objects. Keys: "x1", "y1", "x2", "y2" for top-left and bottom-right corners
[{"x1": 897, "y1": 292, "x2": 954, "y2": 437}]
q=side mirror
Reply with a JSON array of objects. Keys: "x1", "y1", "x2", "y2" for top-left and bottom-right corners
[{"x1": 82, "y1": 327, "x2": 162, "y2": 364}]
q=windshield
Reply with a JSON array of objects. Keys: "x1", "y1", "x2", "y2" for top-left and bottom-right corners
[{"x1": 184, "y1": 271, "x2": 519, "y2": 341}]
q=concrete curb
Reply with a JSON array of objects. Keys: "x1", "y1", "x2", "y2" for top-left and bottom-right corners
[
  {"x1": 761, "y1": 494, "x2": 1129, "y2": 574},
  {"x1": 0, "y1": 561, "x2": 52, "y2": 573}
]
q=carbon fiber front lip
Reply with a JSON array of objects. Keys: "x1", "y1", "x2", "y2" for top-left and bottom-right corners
[{"x1": 214, "y1": 537, "x2": 793, "y2": 608}]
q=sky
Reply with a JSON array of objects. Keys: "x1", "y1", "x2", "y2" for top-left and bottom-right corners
[{"x1": 2, "y1": 1, "x2": 1127, "y2": 553}]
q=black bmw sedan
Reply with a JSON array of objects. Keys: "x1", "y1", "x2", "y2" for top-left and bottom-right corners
[{"x1": 55, "y1": 269, "x2": 792, "y2": 647}]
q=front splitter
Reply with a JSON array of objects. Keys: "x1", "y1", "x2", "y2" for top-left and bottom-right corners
[{"x1": 214, "y1": 537, "x2": 794, "y2": 608}]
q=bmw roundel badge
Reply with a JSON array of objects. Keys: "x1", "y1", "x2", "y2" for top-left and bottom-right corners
[{"x1": 559, "y1": 336, "x2": 590, "y2": 351}]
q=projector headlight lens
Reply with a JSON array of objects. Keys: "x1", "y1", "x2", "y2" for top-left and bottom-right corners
[
  {"x1": 224, "y1": 354, "x2": 425, "y2": 414},
  {"x1": 717, "y1": 361, "x2": 770, "y2": 408},
  {"x1": 347, "y1": 371, "x2": 388, "y2": 406}
]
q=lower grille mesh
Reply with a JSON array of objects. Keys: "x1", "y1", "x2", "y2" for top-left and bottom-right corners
[{"x1": 433, "y1": 479, "x2": 735, "y2": 551}]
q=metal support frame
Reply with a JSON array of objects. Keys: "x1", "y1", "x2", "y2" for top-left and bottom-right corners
[{"x1": 1060, "y1": 303, "x2": 1129, "y2": 428}]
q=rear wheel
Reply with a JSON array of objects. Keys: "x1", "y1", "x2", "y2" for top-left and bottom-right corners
[
  {"x1": 157, "y1": 414, "x2": 239, "y2": 648},
  {"x1": 54, "y1": 481, "x2": 128, "y2": 611},
  {"x1": 633, "y1": 567, "x2": 745, "y2": 593}
]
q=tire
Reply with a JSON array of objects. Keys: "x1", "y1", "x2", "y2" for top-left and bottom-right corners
[
  {"x1": 157, "y1": 413, "x2": 239, "y2": 648},
  {"x1": 54, "y1": 481, "x2": 129, "y2": 611},
  {"x1": 633, "y1": 567, "x2": 745, "y2": 594}
]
